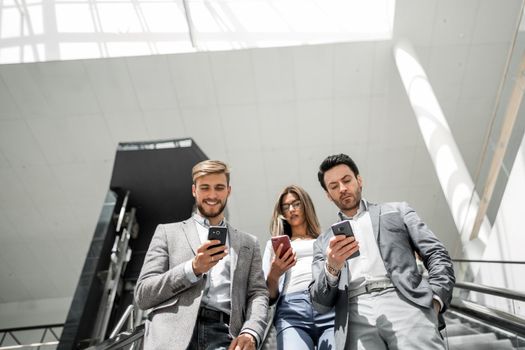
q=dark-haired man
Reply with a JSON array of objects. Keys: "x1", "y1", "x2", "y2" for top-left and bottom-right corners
[
  {"x1": 310, "y1": 153, "x2": 454, "y2": 350},
  {"x1": 135, "y1": 160, "x2": 269, "y2": 350}
]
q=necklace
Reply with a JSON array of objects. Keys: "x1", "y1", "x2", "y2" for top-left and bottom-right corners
[{"x1": 291, "y1": 233, "x2": 312, "y2": 241}]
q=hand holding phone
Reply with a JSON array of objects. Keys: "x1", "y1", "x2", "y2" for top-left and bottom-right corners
[
  {"x1": 207, "y1": 226, "x2": 227, "y2": 256},
  {"x1": 271, "y1": 235, "x2": 292, "y2": 259},
  {"x1": 331, "y1": 220, "x2": 360, "y2": 259}
]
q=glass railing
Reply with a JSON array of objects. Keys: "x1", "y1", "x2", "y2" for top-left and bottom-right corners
[
  {"x1": 84, "y1": 304, "x2": 144, "y2": 350},
  {"x1": 0, "y1": 324, "x2": 63, "y2": 350},
  {"x1": 452, "y1": 259, "x2": 525, "y2": 318},
  {"x1": 449, "y1": 259, "x2": 525, "y2": 348},
  {"x1": 83, "y1": 324, "x2": 144, "y2": 350}
]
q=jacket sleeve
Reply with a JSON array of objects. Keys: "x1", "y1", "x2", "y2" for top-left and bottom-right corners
[
  {"x1": 309, "y1": 231, "x2": 339, "y2": 313},
  {"x1": 134, "y1": 224, "x2": 200, "y2": 310},
  {"x1": 261, "y1": 240, "x2": 273, "y2": 280},
  {"x1": 401, "y1": 202, "x2": 456, "y2": 311},
  {"x1": 240, "y1": 237, "x2": 270, "y2": 342}
]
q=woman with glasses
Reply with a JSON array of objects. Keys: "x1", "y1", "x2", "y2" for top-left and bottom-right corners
[{"x1": 262, "y1": 185, "x2": 335, "y2": 350}]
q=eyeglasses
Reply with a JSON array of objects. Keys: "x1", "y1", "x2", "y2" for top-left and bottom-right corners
[{"x1": 281, "y1": 200, "x2": 302, "y2": 212}]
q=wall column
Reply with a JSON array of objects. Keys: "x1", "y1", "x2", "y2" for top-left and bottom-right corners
[{"x1": 393, "y1": 40, "x2": 491, "y2": 259}]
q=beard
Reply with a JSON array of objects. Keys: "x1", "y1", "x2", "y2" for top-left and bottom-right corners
[
  {"x1": 332, "y1": 187, "x2": 362, "y2": 213},
  {"x1": 197, "y1": 199, "x2": 228, "y2": 219}
]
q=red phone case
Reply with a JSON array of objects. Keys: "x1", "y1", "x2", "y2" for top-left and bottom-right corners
[{"x1": 271, "y1": 235, "x2": 292, "y2": 258}]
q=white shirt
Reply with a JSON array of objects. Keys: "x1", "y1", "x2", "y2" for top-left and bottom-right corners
[
  {"x1": 340, "y1": 200, "x2": 389, "y2": 290},
  {"x1": 283, "y1": 239, "x2": 315, "y2": 294},
  {"x1": 325, "y1": 199, "x2": 444, "y2": 310},
  {"x1": 184, "y1": 213, "x2": 231, "y2": 315}
]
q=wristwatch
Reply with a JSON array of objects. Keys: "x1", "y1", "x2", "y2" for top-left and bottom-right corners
[{"x1": 326, "y1": 262, "x2": 340, "y2": 277}]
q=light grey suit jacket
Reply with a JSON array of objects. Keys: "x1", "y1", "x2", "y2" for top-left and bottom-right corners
[
  {"x1": 309, "y1": 201, "x2": 455, "y2": 350},
  {"x1": 135, "y1": 219, "x2": 269, "y2": 350}
]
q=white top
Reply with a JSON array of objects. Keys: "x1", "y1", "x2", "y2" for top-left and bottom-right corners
[{"x1": 282, "y1": 239, "x2": 315, "y2": 295}]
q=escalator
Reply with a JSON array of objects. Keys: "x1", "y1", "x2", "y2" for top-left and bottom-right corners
[
  {"x1": 443, "y1": 260, "x2": 525, "y2": 350},
  {"x1": 444, "y1": 310, "x2": 524, "y2": 350},
  {"x1": 57, "y1": 138, "x2": 207, "y2": 350},
  {"x1": 67, "y1": 259, "x2": 525, "y2": 350},
  {"x1": 83, "y1": 277, "x2": 525, "y2": 350}
]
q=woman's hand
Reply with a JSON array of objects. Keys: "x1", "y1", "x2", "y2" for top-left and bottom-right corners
[
  {"x1": 266, "y1": 244, "x2": 297, "y2": 300},
  {"x1": 270, "y1": 244, "x2": 297, "y2": 278}
]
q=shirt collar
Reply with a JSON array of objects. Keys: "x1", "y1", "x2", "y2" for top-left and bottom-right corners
[
  {"x1": 338, "y1": 198, "x2": 368, "y2": 221},
  {"x1": 193, "y1": 211, "x2": 226, "y2": 228}
]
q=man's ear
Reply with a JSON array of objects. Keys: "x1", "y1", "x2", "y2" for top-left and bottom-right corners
[
  {"x1": 357, "y1": 175, "x2": 363, "y2": 188},
  {"x1": 192, "y1": 184, "x2": 196, "y2": 198},
  {"x1": 227, "y1": 185, "x2": 232, "y2": 196}
]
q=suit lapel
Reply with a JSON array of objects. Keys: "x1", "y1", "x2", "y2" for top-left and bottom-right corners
[
  {"x1": 182, "y1": 219, "x2": 201, "y2": 254},
  {"x1": 227, "y1": 224, "x2": 240, "y2": 279},
  {"x1": 368, "y1": 202, "x2": 381, "y2": 241}
]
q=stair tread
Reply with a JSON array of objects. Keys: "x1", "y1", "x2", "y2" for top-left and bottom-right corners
[
  {"x1": 447, "y1": 332, "x2": 498, "y2": 346},
  {"x1": 444, "y1": 324, "x2": 481, "y2": 336},
  {"x1": 447, "y1": 338, "x2": 514, "y2": 350}
]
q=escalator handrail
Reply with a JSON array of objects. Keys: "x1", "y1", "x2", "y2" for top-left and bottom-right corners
[
  {"x1": 452, "y1": 258, "x2": 525, "y2": 264},
  {"x1": 0, "y1": 323, "x2": 64, "y2": 332},
  {"x1": 450, "y1": 298, "x2": 525, "y2": 336},
  {"x1": 455, "y1": 281, "x2": 525, "y2": 302},
  {"x1": 85, "y1": 323, "x2": 144, "y2": 350}
]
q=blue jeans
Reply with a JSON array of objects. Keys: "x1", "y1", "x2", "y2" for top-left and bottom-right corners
[
  {"x1": 187, "y1": 315, "x2": 232, "y2": 350},
  {"x1": 275, "y1": 290, "x2": 335, "y2": 350}
]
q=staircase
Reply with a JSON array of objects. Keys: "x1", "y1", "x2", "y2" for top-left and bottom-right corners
[
  {"x1": 444, "y1": 310, "x2": 525, "y2": 350},
  {"x1": 261, "y1": 309, "x2": 525, "y2": 350}
]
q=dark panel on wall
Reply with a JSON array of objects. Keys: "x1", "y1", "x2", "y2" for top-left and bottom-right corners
[
  {"x1": 58, "y1": 138, "x2": 207, "y2": 349},
  {"x1": 110, "y1": 138, "x2": 207, "y2": 278}
]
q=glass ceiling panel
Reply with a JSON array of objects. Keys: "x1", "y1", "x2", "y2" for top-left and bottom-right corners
[{"x1": 0, "y1": 0, "x2": 394, "y2": 64}]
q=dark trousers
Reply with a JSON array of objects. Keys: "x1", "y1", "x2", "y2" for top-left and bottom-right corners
[{"x1": 187, "y1": 309, "x2": 232, "y2": 350}]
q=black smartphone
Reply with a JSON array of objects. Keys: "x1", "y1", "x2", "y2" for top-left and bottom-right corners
[
  {"x1": 331, "y1": 220, "x2": 360, "y2": 258},
  {"x1": 207, "y1": 226, "x2": 227, "y2": 256}
]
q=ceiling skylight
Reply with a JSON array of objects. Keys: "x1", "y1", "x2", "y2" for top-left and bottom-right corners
[{"x1": 0, "y1": 0, "x2": 395, "y2": 64}]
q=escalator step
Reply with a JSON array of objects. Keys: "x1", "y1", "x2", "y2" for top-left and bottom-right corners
[
  {"x1": 447, "y1": 334, "x2": 515, "y2": 350},
  {"x1": 444, "y1": 317, "x2": 463, "y2": 324},
  {"x1": 444, "y1": 324, "x2": 480, "y2": 337},
  {"x1": 447, "y1": 332, "x2": 496, "y2": 347}
]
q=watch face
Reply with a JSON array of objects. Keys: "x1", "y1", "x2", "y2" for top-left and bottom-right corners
[{"x1": 326, "y1": 263, "x2": 340, "y2": 276}]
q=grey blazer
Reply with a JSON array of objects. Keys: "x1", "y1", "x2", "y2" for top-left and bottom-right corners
[
  {"x1": 135, "y1": 219, "x2": 269, "y2": 350},
  {"x1": 309, "y1": 201, "x2": 455, "y2": 350}
]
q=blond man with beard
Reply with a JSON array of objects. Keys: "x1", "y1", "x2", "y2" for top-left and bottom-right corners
[{"x1": 135, "y1": 160, "x2": 268, "y2": 350}]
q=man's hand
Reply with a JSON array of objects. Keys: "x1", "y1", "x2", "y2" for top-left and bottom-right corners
[
  {"x1": 433, "y1": 299, "x2": 441, "y2": 314},
  {"x1": 228, "y1": 333, "x2": 256, "y2": 350},
  {"x1": 192, "y1": 240, "x2": 228, "y2": 276},
  {"x1": 326, "y1": 235, "x2": 359, "y2": 273}
]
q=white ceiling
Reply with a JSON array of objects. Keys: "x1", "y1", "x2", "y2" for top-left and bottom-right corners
[
  {"x1": 0, "y1": 0, "x2": 394, "y2": 63},
  {"x1": 0, "y1": 0, "x2": 523, "y2": 313}
]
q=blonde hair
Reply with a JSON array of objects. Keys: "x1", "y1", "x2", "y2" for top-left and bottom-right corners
[
  {"x1": 269, "y1": 185, "x2": 321, "y2": 238},
  {"x1": 192, "y1": 160, "x2": 230, "y2": 184}
]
